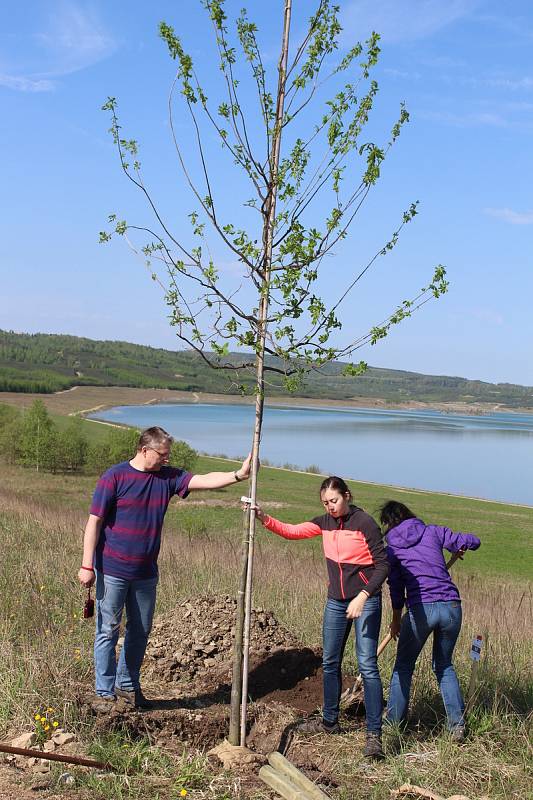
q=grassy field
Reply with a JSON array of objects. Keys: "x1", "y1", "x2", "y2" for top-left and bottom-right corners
[{"x1": 0, "y1": 405, "x2": 531, "y2": 798}]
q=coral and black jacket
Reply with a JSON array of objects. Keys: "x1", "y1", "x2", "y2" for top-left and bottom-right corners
[{"x1": 261, "y1": 505, "x2": 389, "y2": 601}]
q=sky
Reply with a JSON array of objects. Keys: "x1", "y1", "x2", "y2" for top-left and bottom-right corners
[{"x1": 1, "y1": 0, "x2": 532, "y2": 385}]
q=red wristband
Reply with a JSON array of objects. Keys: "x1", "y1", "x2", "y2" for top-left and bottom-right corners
[{"x1": 81, "y1": 566, "x2": 95, "y2": 572}]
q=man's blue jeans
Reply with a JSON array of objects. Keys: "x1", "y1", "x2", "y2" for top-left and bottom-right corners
[
  {"x1": 322, "y1": 594, "x2": 383, "y2": 732},
  {"x1": 94, "y1": 571, "x2": 158, "y2": 697},
  {"x1": 387, "y1": 601, "x2": 465, "y2": 730}
]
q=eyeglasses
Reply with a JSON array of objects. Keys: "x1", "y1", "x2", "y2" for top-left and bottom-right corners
[{"x1": 145, "y1": 446, "x2": 170, "y2": 458}]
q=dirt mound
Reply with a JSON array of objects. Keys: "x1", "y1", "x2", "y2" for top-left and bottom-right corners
[
  {"x1": 143, "y1": 595, "x2": 321, "y2": 705},
  {"x1": 79, "y1": 597, "x2": 332, "y2": 757}
]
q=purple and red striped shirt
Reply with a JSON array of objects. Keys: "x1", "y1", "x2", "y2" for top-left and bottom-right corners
[{"x1": 90, "y1": 461, "x2": 192, "y2": 579}]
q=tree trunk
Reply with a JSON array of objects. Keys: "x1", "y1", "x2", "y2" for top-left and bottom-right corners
[{"x1": 228, "y1": 0, "x2": 292, "y2": 747}]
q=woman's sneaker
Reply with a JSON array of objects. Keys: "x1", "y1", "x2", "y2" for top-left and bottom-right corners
[
  {"x1": 363, "y1": 732, "x2": 384, "y2": 759},
  {"x1": 297, "y1": 717, "x2": 341, "y2": 735}
]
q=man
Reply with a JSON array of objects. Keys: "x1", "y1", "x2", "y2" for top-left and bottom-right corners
[{"x1": 78, "y1": 425, "x2": 251, "y2": 710}]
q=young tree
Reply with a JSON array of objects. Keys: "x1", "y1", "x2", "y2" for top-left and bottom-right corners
[
  {"x1": 19, "y1": 400, "x2": 57, "y2": 473},
  {"x1": 171, "y1": 439, "x2": 198, "y2": 472},
  {"x1": 86, "y1": 426, "x2": 139, "y2": 475},
  {"x1": 101, "y1": 0, "x2": 448, "y2": 744},
  {"x1": 56, "y1": 416, "x2": 88, "y2": 472},
  {"x1": 0, "y1": 404, "x2": 23, "y2": 465}
]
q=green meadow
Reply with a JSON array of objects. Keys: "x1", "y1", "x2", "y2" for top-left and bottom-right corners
[{"x1": 0, "y1": 403, "x2": 531, "y2": 799}]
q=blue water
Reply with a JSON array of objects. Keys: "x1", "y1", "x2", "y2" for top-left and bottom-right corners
[{"x1": 89, "y1": 403, "x2": 533, "y2": 506}]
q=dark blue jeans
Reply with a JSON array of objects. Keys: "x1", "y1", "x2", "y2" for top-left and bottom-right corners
[
  {"x1": 322, "y1": 595, "x2": 383, "y2": 732},
  {"x1": 387, "y1": 600, "x2": 464, "y2": 730}
]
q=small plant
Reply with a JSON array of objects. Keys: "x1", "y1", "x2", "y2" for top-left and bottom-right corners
[
  {"x1": 174, "y1": 752, "x2": 211, "y2": 792},
  {"x1": 33, "y1": 706, "x2": 60, "y2": 745}
]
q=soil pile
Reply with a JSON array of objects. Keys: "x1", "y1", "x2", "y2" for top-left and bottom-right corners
[
  {"x1": 143, "y1": 595, "x2": 322, "y2": 705},
  {"x1": 81, "y1": 595, "x2": 330, "y2": 757}
]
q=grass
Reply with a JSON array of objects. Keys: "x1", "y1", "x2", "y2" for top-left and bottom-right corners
[{"x1": 0, "y1": 446, "x2": 531, "y2": 798}]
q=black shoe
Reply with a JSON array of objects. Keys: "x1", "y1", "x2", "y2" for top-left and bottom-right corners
[
  {"x1": 363, "y1": 732, "x2": 384, "y2": 759},
  {"x1": 115, "y1": 687, "x2": 153, "y2": 709},
  {"x1": 297, "y1": 717, "x2": 341, "y2": 735}
]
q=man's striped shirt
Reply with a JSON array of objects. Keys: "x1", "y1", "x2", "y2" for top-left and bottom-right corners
[{"x1": 90, "y1": 461, "x2": 191, "y2": 579}]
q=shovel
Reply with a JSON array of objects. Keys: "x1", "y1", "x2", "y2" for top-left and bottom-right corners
[{"x1": 340, "y1": 548, "x2": 465, "y2": 710}]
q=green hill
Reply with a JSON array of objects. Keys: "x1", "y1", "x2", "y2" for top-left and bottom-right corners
[{"x1": 2, "y1": 329, "x2": 533, "y2": 408}]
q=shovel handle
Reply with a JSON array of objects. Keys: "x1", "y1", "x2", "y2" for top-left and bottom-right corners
[
  {"x1": 445, "y1": 548, "x2": 465, "y2": 570},
  {"x1": 377, "y1": 632, "x2": 392, "y2": 656}
]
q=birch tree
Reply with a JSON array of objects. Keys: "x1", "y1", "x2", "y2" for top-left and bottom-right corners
[{"x1": 100, "y1": 0, "x2": 448, "y2": 744}]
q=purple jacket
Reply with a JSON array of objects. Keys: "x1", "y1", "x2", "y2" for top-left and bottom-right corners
[{"x1": 386, "y1": 518, "x2": 480, "y2": 609}]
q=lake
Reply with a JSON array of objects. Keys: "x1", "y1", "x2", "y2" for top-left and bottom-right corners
[{"x1": 89, "y1": 403, "x2": 533, "y2": 506}]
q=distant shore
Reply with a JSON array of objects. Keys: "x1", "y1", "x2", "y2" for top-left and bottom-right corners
[{"x1": 1, "y1": 383, "x2": 532, "y2": 418}]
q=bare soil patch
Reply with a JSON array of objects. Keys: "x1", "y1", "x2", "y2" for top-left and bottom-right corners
[{"x1": 72, "y1": 595, "x2": 346, "y2": 785}]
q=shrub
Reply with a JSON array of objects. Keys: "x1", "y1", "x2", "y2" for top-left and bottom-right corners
[{"x1": 171, "y1": 440, "x2": 198, "y2": 472}]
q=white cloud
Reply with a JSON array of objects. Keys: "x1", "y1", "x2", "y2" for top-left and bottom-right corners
[
  {"x1": 419, "y1": 109, "x2": 508, "y2": 127},
  {"x1": 35, "y1": 2, "x2": 116, "y2": 75},
  {"x1": 0, "y1": 74, "x2": 55, "y2": 92},
  {"x1": 455, "y1": 74, "x2": 533, "y2": 92},
  {"x1": 484, "y1": 76, "x2": 533, "y2": 91},
  {"x1": 341, "y1": 0, "x2": 480, "y2": 44},
  {"x1": 384, "y1": 67, "x2": 421, "y2": 81},
  {"x1": 0, "y1": 1, "x2": 116, "y2": 92},
  {"x1": 484, "y1": 208, "x2": 533, "y2": 225}
]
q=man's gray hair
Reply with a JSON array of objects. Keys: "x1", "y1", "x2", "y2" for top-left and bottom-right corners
[{"x1": 137, "y1": 426, "x2": 173, "y2": 451}]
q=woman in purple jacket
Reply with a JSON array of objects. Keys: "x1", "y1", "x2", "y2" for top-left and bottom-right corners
[{"x1": 380, "y1": 501, "x2": 481, "y2": 740}]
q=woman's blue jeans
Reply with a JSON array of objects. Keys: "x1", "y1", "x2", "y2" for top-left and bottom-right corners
[
  {"x1": 94, "y1": 571, "x2": 158, "y2": 697},
  {"x1": 322, "y1": 594, "x2": 383, "y2": 732},
  {"x1": 387, "y1": 600, "x2": 465, "y2": 730}
]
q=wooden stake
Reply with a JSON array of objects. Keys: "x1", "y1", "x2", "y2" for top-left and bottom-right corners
[
  {"x1": 259, "y1": 765, "x2": 312, "y2": 800},
  {"x1": 268, "y1": 752, "x2": 332, "y2": 800}
]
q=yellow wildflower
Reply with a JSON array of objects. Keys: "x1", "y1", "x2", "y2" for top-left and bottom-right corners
[
  {"x1": 44, "y1": 725, "x2": 50, "y2": 731},
  {"x1": 34, "y1": 714, "x2": 41, "y2": 721},
  {"x1": 180, "y1": 790, "x2": 187, "y2": 797},
  {"x1": 53, "y1": 721, "x2": 59, "y2": 728}
]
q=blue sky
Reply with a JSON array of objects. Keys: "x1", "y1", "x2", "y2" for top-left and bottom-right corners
[{"x1": 1, "y1": 1, "x2": 532, "y2": 385}]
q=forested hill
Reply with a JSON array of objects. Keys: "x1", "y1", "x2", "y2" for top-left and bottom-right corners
[{"x1": 2, "y1": 329, "x2": 533, "y2": 408}]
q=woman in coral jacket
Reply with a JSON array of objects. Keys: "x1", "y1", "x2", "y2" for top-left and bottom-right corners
[
  {"x1": 380, "y1": 500, "x2": 481, "y2": 740},
  {"x1": 254, "y1": 476, "x2": 389, "y2": 759}
]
